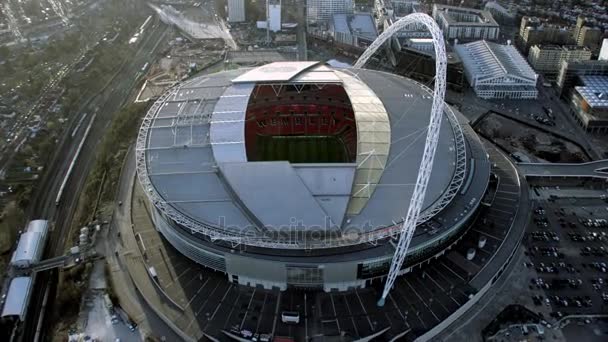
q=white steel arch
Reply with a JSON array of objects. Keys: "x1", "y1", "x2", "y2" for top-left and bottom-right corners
[{"x1": 354, "y1": 13, "x2": 449, "y2": 306}]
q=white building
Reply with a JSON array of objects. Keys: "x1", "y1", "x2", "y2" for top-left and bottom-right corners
[
  {"x1": 404, "y1": 38, "x2": 435, "y2": 53},
  {"x1": 433, "y1": 4, "x2": 499, "y2": 41},
  {"x1": 455, "y1": 40, "x2": 538, "y2": 99},
  {"x1": 600, "y1": 38, "x2": 608, "y2": 61},
  {"x1": 528, "y1": 45, "x2": 592, "y2": 74},
  {"x1": 307, "y1": 0, "x2": 353, "y2": 25},
  {"x1": 269, "y1": 0, "x2": 281, "y2": 32},
  {"x1": 228, "y1": 0, "x2": 245, "y2": 23}
]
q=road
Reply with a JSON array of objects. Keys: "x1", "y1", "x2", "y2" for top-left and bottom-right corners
[{"x1": 20, "y1": 14, "x2": 169, "y2": 342}]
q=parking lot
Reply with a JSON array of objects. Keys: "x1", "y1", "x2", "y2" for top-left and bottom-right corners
[{"x1": 523, "y1": 186, "x2": 608, "y2": 319}]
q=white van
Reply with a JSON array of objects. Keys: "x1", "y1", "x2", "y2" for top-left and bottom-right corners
[{"x1": 281, "y1": 311, "x2": 300, "y2": 324}]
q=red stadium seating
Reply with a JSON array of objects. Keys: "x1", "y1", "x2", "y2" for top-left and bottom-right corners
[{"x1": 245, "y1": 84, "x2": 357, "y2": 161}]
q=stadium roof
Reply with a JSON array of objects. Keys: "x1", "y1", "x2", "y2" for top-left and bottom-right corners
[
  {"x1": 140, "y1": 63, "x2": 460, "y2": 237},
  {"x1": 455, "y1": 40, "x2": 537, "y2": 84},
  {"x1": 233, "y1": 61, "x2": 320, "y2": 83},
  {"x1": 1, "y1": 277, "x2": 32, "y2": 320},
  {"x1": 576, "y1": 75, "x2": 608, "y2": 108}
]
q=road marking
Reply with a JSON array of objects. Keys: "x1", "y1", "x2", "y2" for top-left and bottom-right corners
[
  {"x1": 404, "y1": 278, "x2": 442, "y2": 321},
  {"x1": 388, "y1": 293, "x2": 406, "y2": 320},
  {"x1": 438, "y1": 260, "x2": 466, "y2": 282},
  {"x1": 271, "y1": 291, "x2": 281, "y2": 336},
  {"x1": 184, "y1": 277, "x2": 209, "y2": 309},
  {"x1": 329, "y1": 294, "x2": 341, "y2": 333},
  {"x1": 206, "y1": 285, "x2": 233, "y2": 326},
  {"x1": 240, "y1": 288, "x2": 256, "y2": 330},
  {"x1": 342, "y1": 294, "x2": 360, "y2": 336},
  {"x1": 355, "y1": 290, "x2": 374, "y2": 331},
  {"x1": 474, "y1": 229, "x2": 503, "y2": 241}
]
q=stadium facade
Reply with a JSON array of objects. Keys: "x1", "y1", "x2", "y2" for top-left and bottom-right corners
[{"x1": 136, "y1": 62, "x2": 491, "y2": 291}]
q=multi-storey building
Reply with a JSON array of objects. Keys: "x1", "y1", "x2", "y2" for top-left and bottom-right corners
[
  {"x1": 455, "y1": 40, "x2": 538, "y2": 99},
  {"x1": 569, "y1": 76, "x2": 608, "y2": 133},
  {"x1": 432, "y1": 4, "x2": 499, "y2": 41},
  {"x1": 307, "y1": 0, "x2": 353, "y2": 25},
  {"x1": 557, "y1": 60, "x2": 608, "y2": 97},
  {"x1": 528, "y1": 45, "x2": 592, "y2": 76},
  {"x1": 518, "y1": 16, "x2": 574, "y2": 54},
  {"x1": 574, "y1": 16, "x2": 604, "y2": 52}
]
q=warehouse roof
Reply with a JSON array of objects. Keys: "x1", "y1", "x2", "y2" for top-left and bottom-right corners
[{"x1": 455, "y1": 40, "x2": 537, "y2": 84}]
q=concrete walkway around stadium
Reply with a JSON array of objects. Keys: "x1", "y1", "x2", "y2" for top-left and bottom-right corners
[{"x1": 106, "y1": 146, "x2": 198, "y2": 341}]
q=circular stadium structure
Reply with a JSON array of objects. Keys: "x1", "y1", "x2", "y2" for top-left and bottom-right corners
[{"x1": 136, "y1": 61, "x2": 491, "y2": 291}]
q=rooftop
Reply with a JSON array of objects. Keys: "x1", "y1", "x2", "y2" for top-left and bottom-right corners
[
  {"x1": 533, "y1": 45, "x2": 591, "y2": 51},
  {"x1": 433, "y1": 4, "x2": 498, "y2": 27},
  {"x1": 576, "y1": 75, "x2": 608, "y2": 108},
  {"x1": 139, "y1": 64, "x2": 463, "y2": 242},
  {"x1": 331, "y1": 13, "x2": 378, "y2": 40},
  {"x1": 455, "y1": 40, "x2": 537, "y2": 82},
  {"x1": 1, "y1": 277, "x2": 32, "y2": 320}
]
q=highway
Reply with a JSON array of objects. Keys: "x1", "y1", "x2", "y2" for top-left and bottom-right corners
[{"x1": 20, "y1": 13, "x2": 169, "y2": 342}]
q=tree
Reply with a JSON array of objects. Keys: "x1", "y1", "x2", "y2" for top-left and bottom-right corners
[{"x1": 0, "y1": 46, "x2": 10, "y2": 60}]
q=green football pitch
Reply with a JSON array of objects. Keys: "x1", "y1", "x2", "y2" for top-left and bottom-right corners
[{"x1": 255, "y1": 135, "x2": 349, "y2": 163}]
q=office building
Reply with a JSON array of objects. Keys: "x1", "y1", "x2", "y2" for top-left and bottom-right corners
[
  {"x1": 528, "y1": 45, "x2": 592, "y2": 75},
  {"x1": 455, "y1": 40, "x2": 538, "y2": 99},
  {"x1": 307, "y1": 0, "x2": 353, "y2": 25},
  {"x1": 569, "y1": 75, "x2": 608, "y2": 132},
  {"x1": 574, "y1": 16, "x2": 603, "y2": 52},
  {"x1": 557, "y1": 60, "x2": 608, "y2": 97},
  {"x1": 432, "y1": 4, "x2": 499, "y2": 41},
  {"x1": 518, "y1": 16, "x2": 574, "y2": 53}
]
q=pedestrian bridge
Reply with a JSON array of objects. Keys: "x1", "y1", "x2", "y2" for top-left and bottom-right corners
[{"x1": 518, "y1": 160, "x2": 608, "y2": 179}]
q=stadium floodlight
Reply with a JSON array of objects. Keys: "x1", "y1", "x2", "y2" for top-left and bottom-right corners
[{"x1": 354, "y1": 13, "x2": 448, "y2": 307}]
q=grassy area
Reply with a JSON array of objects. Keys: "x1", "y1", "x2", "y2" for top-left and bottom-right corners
[
  {"x1": 0, "y1": 202, "x2": 25, "y2": 279},
  {"x1": 69, "y1": 103, "x2": 148, "y2": 244},
  {"x1": 51, "y1": 102, "x2": 148, "y2": 340},
  {"x1": 256, "y1": 135, "x2": 348, "y2": 163}
]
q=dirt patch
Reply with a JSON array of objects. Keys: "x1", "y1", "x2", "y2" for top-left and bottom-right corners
[{"x1": 476, "y1": 113, "x2": 589, "y2": 163}]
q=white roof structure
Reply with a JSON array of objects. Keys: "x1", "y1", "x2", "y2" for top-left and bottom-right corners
[
  {"x1": 455, "y1": 40, "x2": 538, "y2": 99},
  {"x1": 232, "y1": 62, "x2": 320, "y2": 83},
  {"x1": 455, "y1": 40, "x2": 537, "y2": 86},
  {"x1": 1, "y1": 277, "x2": 33, "y2": 320},
  {"x1": 10, "y1": 220, "x2": 48, "y2": 267},
  {"x1": 137, "y1": 63, "x2": 467, "y2": 248}
]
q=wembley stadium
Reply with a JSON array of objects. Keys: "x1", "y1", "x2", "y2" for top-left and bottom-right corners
[{"x1": 135, "y1": 61, "x2": 491, "y2": 291}]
